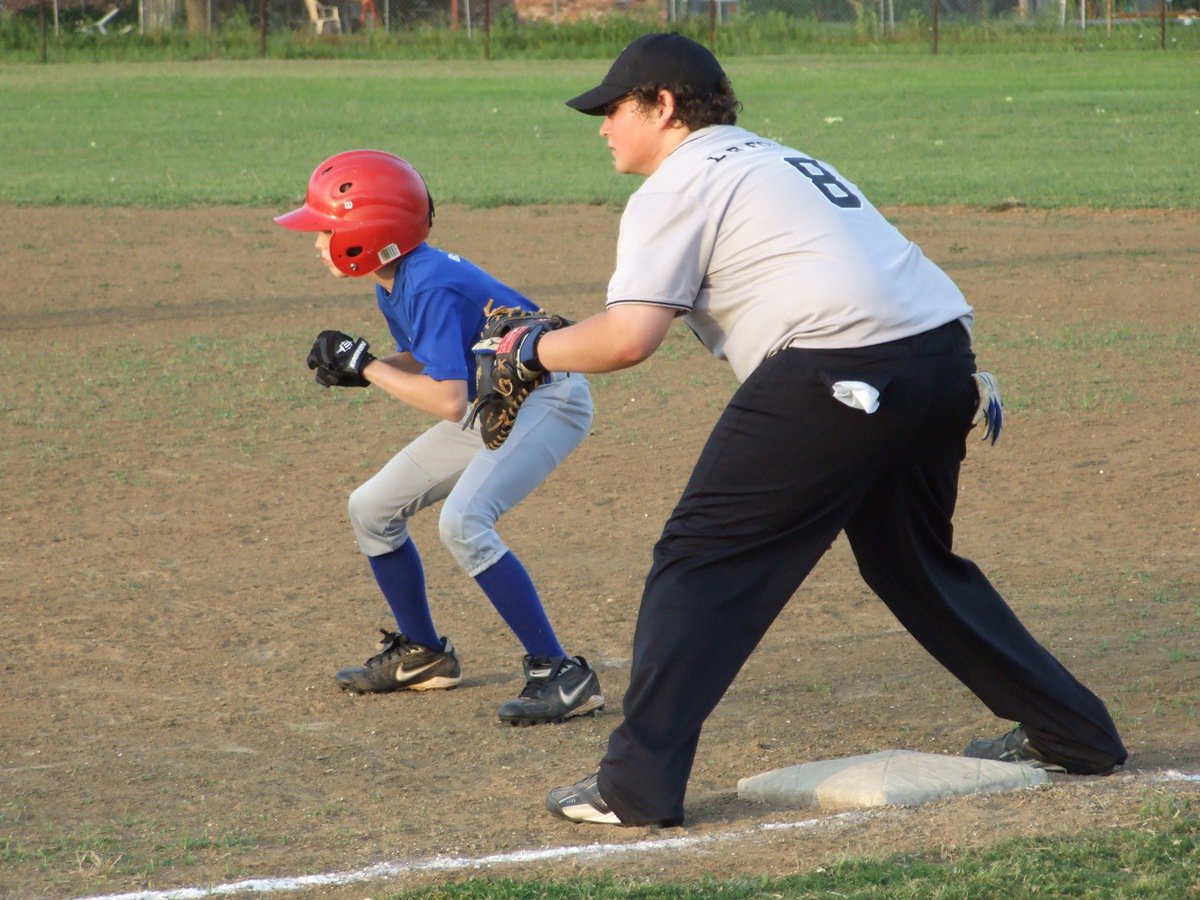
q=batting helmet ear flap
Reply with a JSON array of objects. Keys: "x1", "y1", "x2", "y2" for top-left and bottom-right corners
[{"x1": 274, "y1": 149, "x2": 433, "y2": 277}]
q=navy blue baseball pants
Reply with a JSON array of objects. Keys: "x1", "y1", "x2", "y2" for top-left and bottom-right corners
[{"x1": 596, "y1": 322, "x2": 1127, "y2": 827}]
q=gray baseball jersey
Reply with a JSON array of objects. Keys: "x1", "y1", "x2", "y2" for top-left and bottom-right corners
[{"x1": 606, "y1": 125, "x2": 975, "y2": 383}]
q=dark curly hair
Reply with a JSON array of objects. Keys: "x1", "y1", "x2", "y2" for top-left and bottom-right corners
[{"x1": 627, "y1": 80, "x2": 741, "y2": 130}]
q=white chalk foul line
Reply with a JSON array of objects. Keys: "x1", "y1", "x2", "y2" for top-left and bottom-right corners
[
  {"x1": 77, "y1": 811, "x2": 867, "y2": 900},
  {"x1": 1153, "y1": 769, "x2": 1200, "y2": 783},
  {"x1": 75, "y1": 769, "x2": 1200, "y2": 900}
]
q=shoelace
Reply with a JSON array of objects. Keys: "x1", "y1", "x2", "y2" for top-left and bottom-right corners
[
  {"x1": 365, "y1": 629, "x2": 411, "y2": 667},
  {"x1": 518, "y1": 656, "x2": 561, "y2": 698}
]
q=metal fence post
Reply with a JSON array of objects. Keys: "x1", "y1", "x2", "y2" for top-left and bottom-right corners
[{"x1": 39, "y1": 0, "x2": 48, "y2": 62}]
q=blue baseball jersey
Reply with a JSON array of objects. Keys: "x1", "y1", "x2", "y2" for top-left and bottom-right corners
[{"x1": 375, "y1": 243, "x2": 539, "y2": 401}]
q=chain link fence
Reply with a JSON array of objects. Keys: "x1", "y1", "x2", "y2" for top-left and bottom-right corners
[{"x1": 9, "y1": 0, "x2": 1194, "y2": 44}]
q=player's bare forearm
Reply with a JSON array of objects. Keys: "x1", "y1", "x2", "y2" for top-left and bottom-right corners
[
  {"x1": 536, "y1": 304, "x2": 675, "y2": 373},
  {"x1": 365, "y1": 355, "x2": 469, "y2": 421},
  {"x1": 381, "y1": 351, "x2": 425, "y2": 375}
]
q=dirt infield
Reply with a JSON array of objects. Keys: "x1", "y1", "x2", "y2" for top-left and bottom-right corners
[{"x1": 2, "y1": 205, "x2": 1198, "y2": 899}]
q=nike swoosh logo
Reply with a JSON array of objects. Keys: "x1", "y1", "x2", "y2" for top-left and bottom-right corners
[
  {"x1": 558, "y1": 676, "x2": 593, "y2": 707},
  {"x1": 395, "y1": 660, "x2": 442, "y2": 683}
]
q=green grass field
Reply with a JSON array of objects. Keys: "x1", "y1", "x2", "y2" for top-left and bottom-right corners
[
  {"x1": 2, "y1": 51, "x2": 1196, "y2": 209},
  {"x1": 375, "y1": 790, "x2": 1199, "y2": 898},
  {"x1": 4, "y1": 39, "x2": 1198, "y2": 899}
]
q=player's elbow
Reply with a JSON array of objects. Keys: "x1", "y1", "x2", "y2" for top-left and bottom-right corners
[
  {"x1": 610, "y1": 335, "x2": 659, "y2": 368},
  {"x1": 440, "y1": 396, "x2": 469, "y2": 422},
  {"x1": 605, "y1": 305, "x2": 673, "y2": 368},
  {"x1": 431, "y1": 380, "x2": 470, "y2": 422}
]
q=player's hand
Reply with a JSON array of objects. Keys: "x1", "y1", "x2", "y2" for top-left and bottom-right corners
[
  {"x1": 313, "y1": 365, "x2": 370, "y2": 388},
  {"x1": 464, "y1": 306, "x2": 571, "y2": 450},
  {"x1": 482, "y1": 323, "x2": 547, "y2": 382},
  {"x1": 308, "y1": 330, "x2": 376, "y2": 376}
]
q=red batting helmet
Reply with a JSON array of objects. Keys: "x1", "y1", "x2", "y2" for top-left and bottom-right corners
[{"x1": 274, "y1": 149, "x2": 434, "y2": 276}]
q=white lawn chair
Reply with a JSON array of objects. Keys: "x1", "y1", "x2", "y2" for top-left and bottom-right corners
[
  {"x1": 80, "y1": 6, "x2": 120, "y2": 34},
  {"x1": 304, "y1": 0, "x2": 342, "y2": 33}
]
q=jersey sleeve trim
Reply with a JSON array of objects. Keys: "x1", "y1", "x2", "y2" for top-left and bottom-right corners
[{"x1": 605, "y1": 297, "x2": 692, "y2": 312}]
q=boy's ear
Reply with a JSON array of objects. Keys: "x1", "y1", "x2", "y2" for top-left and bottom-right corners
[{"x1": 656, "y1": 90, "x2": 680, "y2": 129}]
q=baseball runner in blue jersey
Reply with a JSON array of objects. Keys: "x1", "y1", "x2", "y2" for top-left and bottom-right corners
[
  {"x1": 490, "y1": 34, "x2": 1126, "y2": 824},
  {"x1": 275, "y1": 150, "x2": 603, "y2": 725}
]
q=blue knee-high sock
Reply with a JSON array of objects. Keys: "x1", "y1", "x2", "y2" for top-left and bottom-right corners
[
  {"x1": 367, "y1": 540, "x2": 441, "y2": 650},
  {"x1": 474, "y1": 552, "x2": 564, "y2": 658}
]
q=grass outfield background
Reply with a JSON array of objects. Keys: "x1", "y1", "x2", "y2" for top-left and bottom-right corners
[
  {"x1": 3, "y1": 44, "x2": 1198, "y2": 899},
  {"x1": 2, "y1": 51, "x2": 1197, "y2": 209}
]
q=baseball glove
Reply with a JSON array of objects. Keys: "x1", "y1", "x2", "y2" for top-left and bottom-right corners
[{"x1": 464, "y1": 302, "x2": 573, "y2": 450}]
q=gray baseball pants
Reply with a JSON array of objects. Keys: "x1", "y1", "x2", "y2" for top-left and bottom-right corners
[{"x1": 347, "y1": 373, "x2": 592, "y2": 576}]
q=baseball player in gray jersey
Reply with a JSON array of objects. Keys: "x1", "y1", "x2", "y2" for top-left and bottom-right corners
[{"x1": 493, "y1": 33, "x2": 1127, "y2": 826}]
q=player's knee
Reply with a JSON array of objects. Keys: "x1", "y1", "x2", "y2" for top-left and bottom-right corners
[
  {"x1": 437, "y1": 504, "x2": 470, "y2": 555},
  {"x1": 438, "y1": 505, "x2": 499, "y2": 572},
  {"x1": 348, "y1": 483, "x2": 395, "y2": 543},
  {"x1": 347, "y1": 484, "x2": 373, "y2": 530}
]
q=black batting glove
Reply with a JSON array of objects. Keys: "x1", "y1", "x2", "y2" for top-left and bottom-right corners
[
  {"x1": 308, "y1": 330, "x2": 376, "y2": 375},
  {"x1": 314, "y1": 365, "x2": 370, "y2": 388}
]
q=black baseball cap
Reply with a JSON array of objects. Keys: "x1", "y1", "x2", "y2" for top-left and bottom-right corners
[{"x1": 565, "y1": 32, "x2": 727, "y2": 116}]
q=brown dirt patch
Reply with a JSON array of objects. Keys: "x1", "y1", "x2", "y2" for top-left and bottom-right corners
[{"x1": 2, "y1": 205, "x2": 1198, "y2": 898}]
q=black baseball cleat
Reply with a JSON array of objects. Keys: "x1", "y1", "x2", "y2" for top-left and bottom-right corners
[
  {"x1": 497, "y1": 655, "x2": 604, "y2": 725},
  {"x1": 546, "y1": 772, "x2": 684, "y2": 827},
  {"x1": 334, "y1": 630, "x2": 462, "y2": 693},
  {"x1": 545, "y1": 772, "x2": 624, "y2": 824},
  {"x1": 962, "y1": 725, "x2": 1067, "y2": 772}
]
